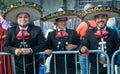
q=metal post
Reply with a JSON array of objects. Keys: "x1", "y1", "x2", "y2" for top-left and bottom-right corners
[
  {"x1": 111, "y1": 49, "x2": 120, "y2": 74},
  {"x1": 74, "y1": 0, "x2": 78, "y2": 11},
  {"x1": 63, "y1": 0, "x2": 67, "y2": 10},
  {"x1": 39, "y1": 0, "x2": 43, "y2": 7},
  {"x1": 39, "y1": 0, "x2": 44, "y2": 29},
  {"x1": 112, "y1": 0, "x2": 117, "y2": 7}
]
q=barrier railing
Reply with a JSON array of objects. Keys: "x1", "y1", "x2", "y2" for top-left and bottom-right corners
[
  {"x1": 0, "y1": 52, "x2": 16, "y2": 74},
  {"x1": 0, "y1": 50, "x2": 111, "y2": 74},
  {"x1": 111, "y1": 49, "x2": 120, "y2": 74},
  {"x1": 39, "y1": 50, "x2": 79, "y2": 74},
  {"x1": 88, "y1": 50, "x2": 110, "y2": 74},
  {"x1": 39, "y1": 50, "x2": 111, "y2": 74}
]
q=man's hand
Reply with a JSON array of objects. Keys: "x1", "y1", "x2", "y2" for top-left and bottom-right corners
[
  {"x1": 66, "y1": 44, "x2": 77, "y2": 51},
  {"x1": 15, "y1": 48, "x2": 23, "y2": 56},
  {"x1": 15, "y1": 48, "x2": 32, "y2": 56},
  {"x1": 80, "y1": 46, "x2": 88, "y2": 53},
  {"x1": 20, "y1": 48, "x2": 31, "y2": 55}
]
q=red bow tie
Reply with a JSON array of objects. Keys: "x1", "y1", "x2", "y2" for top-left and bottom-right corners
[
  {"x1": 56, "y1": 30, "x2": 69, "y2": 39},
  {"x1": 94, "y1": 29, "x2": 109, "y2": 39},
  {"x1": 16, "y1": 29, "x2": 30, "y2": 40}
]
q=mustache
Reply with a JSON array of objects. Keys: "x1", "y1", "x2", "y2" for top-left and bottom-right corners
[
  {"x1": 97, "y1": 21, "x2": 105, "y2": 24},
  {"x1": 97, "y1": 21, "x2": 107, "y2": 24}
]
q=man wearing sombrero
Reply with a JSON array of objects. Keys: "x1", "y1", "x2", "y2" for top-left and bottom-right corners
[
  {"x1": 79, "y1": 6, "x2": 120, "y2": 74},
  {"x1": 41, "y1": 10, "x2": 81, "y2": 74},
  {"x1": 2, "y1": 2, "x2": 46, "y2": 74}
]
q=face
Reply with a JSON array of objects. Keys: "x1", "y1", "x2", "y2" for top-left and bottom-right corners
[
  {"x1": 16, "y1": 12, "x2": 30, "y2": 27},
  {"x1": 55, "y1": 17, "x2": 67, "y2": 30},
  {"x1": 94, "y1": 14, "x2": 108, "y2": 29}
]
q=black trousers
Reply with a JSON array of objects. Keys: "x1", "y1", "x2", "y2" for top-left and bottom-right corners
[
  {"x1": 50, "y1": 55, "x2": 76, "y2": 74},
  {"x1": 90, "y1": 62, "x2": 107, "y2": 74},
  {"x1": 15, "y1": 62, "x2": 39, "y2": 74}
]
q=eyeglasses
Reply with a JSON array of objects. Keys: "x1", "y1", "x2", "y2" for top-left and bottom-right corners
[
  {"x1": 57, "y1": 21, "x2": 67, "y2": 24},
  {"x1": 56, "y1": 20, "x2": 67, "y2": 23},
  {"x1": 57, "y1": 20, "x2": 66, "y2": 23}
]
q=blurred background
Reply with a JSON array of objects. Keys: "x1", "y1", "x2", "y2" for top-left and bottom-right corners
[{"x1": 0, "y1": 0, "x2": 120, "y2": 34}]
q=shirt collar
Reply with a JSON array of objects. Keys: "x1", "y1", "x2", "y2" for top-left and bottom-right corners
[
  {"x1": 57, "y1": 28, "x2": 66, "y2": 31},
  {"x1": 19, "y1": 26, "x2": 28, "y2": 30},
  {"x1": 97, "y1": 27, "x2": 106, "y2": 30}
]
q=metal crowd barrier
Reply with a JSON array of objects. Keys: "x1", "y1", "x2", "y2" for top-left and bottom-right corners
[
  {"x1": 39, "y1": 51, "x2": 80, "y2": 74},
  {"x1": 40, "y1": 50, "x2": 110, "y2": 74},
  {"x1": 0, "y1": 52, "x2": 16, "y2": 74},
  {"x1": 111, "y1": 49, "x2": 120, "y2": 74},
  {"x1": 0, "y1": 50, "x2": 111, "y2": 74},
  {"x1": 88, "y1": 50, "x2": 110, "y2": 74}
]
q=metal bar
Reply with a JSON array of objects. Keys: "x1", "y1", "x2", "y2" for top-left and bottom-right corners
[
  {"x1": 97, "y1": 53, "x2": 99, "y2": 74},
  {"x1": 74, "y1": 0, "x2": 78, "y2": 10},
  {"x1": 54, "y1": 54, "x2": 56, "y2": 74},
  {"x1": 39, "y1": 0, "x2": 43, "y2": 7},
  {"x1": 3, "y1": 55, "x2": 6, "y2": 74},
  {"x1": 11, "y1": 55, "x2": 16, "y2": 74},
  {"x1": 86, "y1": 56, "x2": 89, "y2": 74},
  {"x1": 33, "y1": 55, "x2": 36, "y2": 74},
  {"x1": 64, "y1": 54, "x2": 67, "y2": 74},
  {"x1": 75, "y1": 54, "x2": 78, "y2": 74},
  {"x1": 23, "y1": 56, "x2": 26, "y2": 74},
  {"x1": 111, "y1": 49, "x2": 120, "y2": 74},
  {"x1": 63, "y1": 0, "x2": 67, "y2": 10}
]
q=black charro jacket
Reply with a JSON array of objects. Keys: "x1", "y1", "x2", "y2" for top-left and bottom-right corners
[
  {"x1": 46, "y1": 28, "x2": 81, "y2": 74},
  {"x1": 3, "y1": 24, "x2": 46, "y2": 70},
  {"x1": 79, "y1": 27, "x2": 120, "y2": 63}
]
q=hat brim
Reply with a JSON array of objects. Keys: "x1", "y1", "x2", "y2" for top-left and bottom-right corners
[
  {"x1": 41, "y1": 10, "x2": 81, "y2": 22},
  {"x1": 2, "y1": 2, "x2": 44, "y2": 22},
  {"x1": 81, "y1": 7, "x2": 120, "y2": 20}
]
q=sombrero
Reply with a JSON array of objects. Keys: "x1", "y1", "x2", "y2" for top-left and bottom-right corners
[
  {"x1": 41, "y1": 10, "x2": 82, "y2": 22},
  {"x1": 81, "y1": 6, "x2": 120, "y2": 20},
  {"x1": 2, "y1": 1, "x2": 44, "y2": 22}
]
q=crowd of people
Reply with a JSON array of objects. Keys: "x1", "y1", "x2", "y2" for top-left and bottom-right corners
[{"x1": 0, "y1": 1, "x2": 120, "y2": 74}]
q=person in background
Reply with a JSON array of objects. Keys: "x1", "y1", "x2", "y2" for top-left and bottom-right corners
[
  {"x1": 0, "y1": 10, "x2": 12, "y2": 74},
  {"x1": 41, "y1": 10, "x2": 81, "y2": 74},
  {"x1": 107, "y1": 17, "x2": 120, "y2": 74},
  {"x1": 107, "y1": 17, "x2": 120, "y2": 37},
  {"x1": 0, "y1": 23, "x2": 13, "y2": 74},
  {"x1": 45, "y1": 23, "x2": 56, "y2": 38},
  {"x1": 115, "y1": 16, "x2": 120, "y2": 30},
  {"x1": 44, "y1": 23, "x2": 56, "y2": 74},
  {"x1": 2, "y1": 2, "x2": 46, "y2": 74},
  {"x1": 76, "y1": 3, "x2": 96, "y2": 74},
  {"x1": 79, "y1": 6, "x2": 120, "y2": 74}
]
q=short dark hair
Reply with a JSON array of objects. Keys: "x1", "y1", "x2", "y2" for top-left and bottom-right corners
[{"x1": 55, "y1": 17, "x2": 68, "y2": 22}]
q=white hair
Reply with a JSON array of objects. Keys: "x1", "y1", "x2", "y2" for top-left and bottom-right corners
[
  {"x1": 58, "y1": 8, "x2": 64, "y2": 11},
  {"x1": 83, "y1": 3, "x2": 94, "y2": 11}
]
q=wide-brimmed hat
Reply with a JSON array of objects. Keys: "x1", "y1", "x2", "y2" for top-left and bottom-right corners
[
  {"x1": 2, "y1": 1, "x2": 44, "y2": 22},
  {"x1": 81, "y1": 6, "x2": 120, "y2": 20},
  {"x1": 41, "y1": 10, "x2": 81, "y2": 22}
]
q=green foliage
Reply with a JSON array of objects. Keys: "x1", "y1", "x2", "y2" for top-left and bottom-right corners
[
  {"x1": 0, "y1": 0, "x2": 17, "y2": 10},
  {"x1": 0, "y1": 0, "x2": 7, "y2": 10},
  {"x1": 67, "y1": 0, "x2": 73, "y2": 9}
]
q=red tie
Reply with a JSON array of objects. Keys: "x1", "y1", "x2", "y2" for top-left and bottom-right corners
[
  {"x1": 21, "y1": 29, "x2": 25, "y2": 36},
  {"x1": 16, "y1": 29, "x2": 30, "y2": 40},
  {"x1": 56, "y1": 30, "x2": 69, "y2": 39},
  {"x1": 94, "y1": 29, "x2": 109, "y2": 39},
  {"x1": 60, "y1": 30, "x2": 64, "y2": 37}
]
